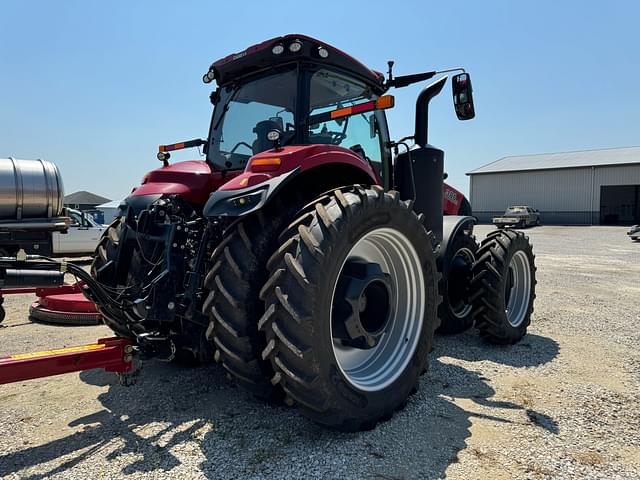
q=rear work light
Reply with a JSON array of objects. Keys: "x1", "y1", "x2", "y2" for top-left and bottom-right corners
[
  {"x1": 203, "y1": 69, "x2": 215, "y2": 84},
  {"x1": 289, "y1": 40, "x2": 303, "y2": 52}
]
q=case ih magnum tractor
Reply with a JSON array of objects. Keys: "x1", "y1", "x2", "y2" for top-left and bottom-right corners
[{"x1": 86, "y1": 35, "x2": 536, "y2": 431}]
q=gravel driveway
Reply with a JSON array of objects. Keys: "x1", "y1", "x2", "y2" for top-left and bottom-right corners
[{"x1": 0, "y1": 226, "x2": 638, "y2": 479}]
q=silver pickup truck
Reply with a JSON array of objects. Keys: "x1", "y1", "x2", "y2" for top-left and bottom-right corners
[{"x1": 493, "y1": 206, "x2": 541, "y2": 228}]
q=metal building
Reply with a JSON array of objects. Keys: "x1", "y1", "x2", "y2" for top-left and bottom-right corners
[{"x1": 467, "y1": 146, "x2": 640, "y2": 225}]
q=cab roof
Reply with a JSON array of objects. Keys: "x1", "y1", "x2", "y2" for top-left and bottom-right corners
[{"x1": 208, "y1": 34, "x2": 385, "y2": 91}]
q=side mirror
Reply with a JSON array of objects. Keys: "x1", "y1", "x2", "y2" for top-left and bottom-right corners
[{"x1": 452, "y1": 73, "x2": 475, "y2": 120}]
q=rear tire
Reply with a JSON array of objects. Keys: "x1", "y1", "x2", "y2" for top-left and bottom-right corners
[
  {"x1": 259, "y1": 186, "x2": 439, "y2": 431},
  {"x1": 470, "y1": 229, "x2": 536, "y2": 344},
  {"x1": 437, "y1": 230, "x2": 478, "y2": 334}
]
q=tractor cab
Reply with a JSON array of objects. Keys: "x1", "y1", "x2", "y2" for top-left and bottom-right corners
[{"x1": 202, "y1": 35, "x2": 392, "y2": 183}]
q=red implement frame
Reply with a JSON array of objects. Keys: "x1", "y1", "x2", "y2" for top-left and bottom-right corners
[
  {"x1": 0, "y1": 337, "x2": 133, "y2": 385},
  {"x1": 0, "y1": 287, "x2": 38, "y2": 295}
]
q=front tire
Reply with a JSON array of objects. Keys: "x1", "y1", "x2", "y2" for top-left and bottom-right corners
[
  {"x1": 470, "y1": 229, "x2": 536, "y2": 344},
  {"x1": 259, "y1": 186, "x2": 439, "y2": 431},
  {"x1": 91, "y1": 217, "x2": 133, "y2": 338}
]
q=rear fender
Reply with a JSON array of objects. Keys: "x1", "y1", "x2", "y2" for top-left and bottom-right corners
[
  {"x1": 204, "y1": 146, "x2": 379, "y2": 218},
  {"x1": 437, "y1": 215, "x2": 477, "y2": 267}
]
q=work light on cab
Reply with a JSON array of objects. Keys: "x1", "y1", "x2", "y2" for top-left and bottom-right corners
[{"x1": 289, "y1": 40, "x2": 303, "y2": 52}]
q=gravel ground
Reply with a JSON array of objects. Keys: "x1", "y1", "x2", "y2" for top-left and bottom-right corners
[{"x1": 0, "y1": 226, "x2": 638, "y2": 479}]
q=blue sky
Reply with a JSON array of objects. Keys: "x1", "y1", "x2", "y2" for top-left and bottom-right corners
[{"x1": 1, "y1": 0, "x2": 638, "y2": 200}]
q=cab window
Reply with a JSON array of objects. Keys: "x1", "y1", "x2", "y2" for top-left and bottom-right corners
[
  {"x1": 208, "y1": 69, "x2": 297, "y2": 170},
  {"x1": 308, "y1": 69, "x2": 384, "y2": 178}
]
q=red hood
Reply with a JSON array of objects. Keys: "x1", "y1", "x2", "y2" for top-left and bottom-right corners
[
  {"x1": 132, "y1": 160, "x2": 239, "y2": 204},
  {"x1": 443, "y1": 182, "x2": 465, "y2": 215}
]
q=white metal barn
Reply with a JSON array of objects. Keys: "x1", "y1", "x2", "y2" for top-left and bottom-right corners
[{"x1": 467, "y1": 146, "x2": 640, "y2": 225}]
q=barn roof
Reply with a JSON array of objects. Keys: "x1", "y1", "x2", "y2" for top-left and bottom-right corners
[
  {"x1": 63, "y1": 190, "x2": 110, "y2": 205},
  {"x1": 467, "y1": 146, "x2": 640, "y2": 175}
]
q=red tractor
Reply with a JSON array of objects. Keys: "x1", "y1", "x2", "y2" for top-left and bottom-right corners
[{"x1": 83, "y1": 35, "x2": 536, "y2": 431}]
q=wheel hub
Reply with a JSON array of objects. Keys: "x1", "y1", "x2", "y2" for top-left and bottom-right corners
[
  {"x1": 330, "y1": 226, "x2": 426, "y2": 392},
  {"x1": 333, "y1": 261, "x2": 393, "y2": 349}
]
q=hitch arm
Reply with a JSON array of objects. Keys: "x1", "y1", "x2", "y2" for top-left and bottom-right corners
[{"x1": 0, "y1": 337, "x2": 133, "y2": 385}]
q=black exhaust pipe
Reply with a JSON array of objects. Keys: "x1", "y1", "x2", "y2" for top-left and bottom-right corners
[{"x1": 414, "y1": 76, "x2": 447, "y2": 147}]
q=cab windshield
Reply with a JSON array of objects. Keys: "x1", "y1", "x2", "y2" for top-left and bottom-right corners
[{"x1": 207, "y1": 69, "x2": 297, "y2": 171}]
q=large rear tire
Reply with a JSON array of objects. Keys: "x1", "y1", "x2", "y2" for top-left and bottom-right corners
[
  {"x1": 259, "y1": 186, "x2": 439, "y2": 431},
  {"x1": 437, "y1": 230, "x2": 478, "y2": 334},
  {"x1": 470, "y1": 229, "x2": 536, "y2": 344}
]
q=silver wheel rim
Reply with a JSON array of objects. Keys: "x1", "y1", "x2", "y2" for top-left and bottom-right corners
[
  {"x1": 330, "y1": 227, "x2": 425, "y2": 392},
  {"x1": 449, "y1": 248, "x2": 475, "y2": 319},
  {"x1": 505, "y1": 250, "x2": 531, "y2": 327}
]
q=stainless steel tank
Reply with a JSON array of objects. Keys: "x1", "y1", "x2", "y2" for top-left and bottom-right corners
[{"x1": 0, "y1": 158, "x2": 65, "y2": 221}]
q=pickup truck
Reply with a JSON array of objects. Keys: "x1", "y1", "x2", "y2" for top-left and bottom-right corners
[
  {"x1": 0, "y1": 208, "x2": 105, "y2": 256},
  {"x1": 493, "y1": 206, "x2": 541, "y2": 228}
]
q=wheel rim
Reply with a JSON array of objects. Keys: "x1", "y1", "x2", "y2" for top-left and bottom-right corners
[
  {"x1": 447, "y1": 248, "x2": 475, "y2": 319},
  {"x1": 330, "y1": 227, "x2": 425, "y2": 392},
  {"x1": 504, "y1": 250, "x2": 531, "y2": 327}
]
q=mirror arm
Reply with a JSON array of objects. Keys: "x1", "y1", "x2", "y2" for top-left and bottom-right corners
[
  {"x1": 435, "y1": 67, "x2": 466, "y2": 75},
  {"x1": 414, "y1": 76, "x2": 448, "y2": 147}
]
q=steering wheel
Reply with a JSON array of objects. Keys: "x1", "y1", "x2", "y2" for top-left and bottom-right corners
[{"x1": 229, "y1": 141, "x2": 253, "y2": 154}]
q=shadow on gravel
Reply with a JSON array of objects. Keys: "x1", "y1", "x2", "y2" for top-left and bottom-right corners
[{"x1": 0, "y1": 332, "x2": 560, "y2": 479}]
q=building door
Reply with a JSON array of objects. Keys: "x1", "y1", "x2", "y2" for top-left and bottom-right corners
[{"x1": 600, "y1": 185, "x2": 640, "y2": 225}]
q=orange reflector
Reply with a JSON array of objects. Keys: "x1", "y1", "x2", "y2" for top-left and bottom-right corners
[
  {"x1": 376, "y1": 95, "x2": 395, "y2": 109},
  {"x1": 330, "y1": 106, "x2": 353, "y2": 119},
  {"x1": 251, "y1": 158, "x2": 281, "y2": 167}
]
